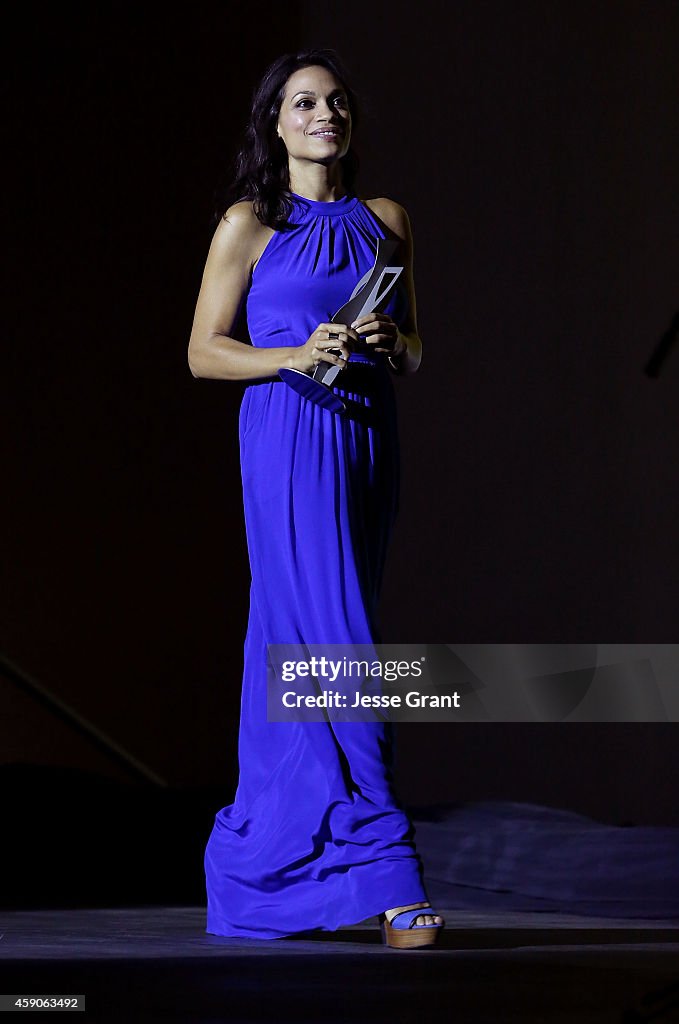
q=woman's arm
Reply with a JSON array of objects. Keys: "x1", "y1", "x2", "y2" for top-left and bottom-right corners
[
  {"x1": 364, "y1": 198, "x2": 423, "y2": 376},
  {"x1": 188, "y1": 202, "x2": 300, "y2": 381}
]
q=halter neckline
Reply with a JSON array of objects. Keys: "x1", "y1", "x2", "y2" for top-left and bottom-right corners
[{"x1": 289, "y1": 192, "x2": 359, "y2": 216}]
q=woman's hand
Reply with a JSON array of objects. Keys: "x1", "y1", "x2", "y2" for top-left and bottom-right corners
[
  {"x1": 290, "y1": 322, "x2": 360, "y2": 374},
  {"x1": 350, "y1": 312, "x2": 408, "y2": 358}
]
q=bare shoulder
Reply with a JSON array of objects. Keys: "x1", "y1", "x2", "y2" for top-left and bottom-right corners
[
  {"x1": 212, "y1": 199, "x2": 273, "y2": 267},
  {"x1": 362, "y1": 197, "x2": 411, "y2": 240}
]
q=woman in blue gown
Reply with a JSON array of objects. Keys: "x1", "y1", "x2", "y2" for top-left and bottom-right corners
[{"x1": 188, "y1": 49, "x2": 444, "y2": 947}]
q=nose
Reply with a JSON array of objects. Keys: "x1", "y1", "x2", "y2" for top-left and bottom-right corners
[{"x1": 317, "y1": 99, "x2": 343, "y2": 122}]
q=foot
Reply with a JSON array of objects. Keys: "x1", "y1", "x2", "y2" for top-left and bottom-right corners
[{"x1": 384, "y1": 901, "x2": 444, "y2": 927}]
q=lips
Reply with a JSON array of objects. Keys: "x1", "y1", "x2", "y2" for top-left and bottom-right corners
[{"x1": 310, "y1": 128, "x2": 343, "y2": 137}]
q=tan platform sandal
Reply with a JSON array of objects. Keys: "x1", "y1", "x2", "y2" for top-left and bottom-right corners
[{"x1": 379, "y1": 906, "x2": 445, "y2": 949}]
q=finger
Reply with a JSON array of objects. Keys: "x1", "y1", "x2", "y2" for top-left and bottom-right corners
[
  {"x1": 325, "y1": 328, "x2": 359, "y2": 347},
  {"x1": 317, "y1": 346, "x2": 350, "y2": 366},
  {"x1": 317, "y1": 325, "x2": 343, "y2": 346},
  {"x1": 351, "y1": 312, "x2": 393, "y2": 329},
  {"x1": 353, "y1": 320, "x2": 396, "y2": 337},
  {"x1": 350, "y1": 315, "x2": 369, "y2": 330},
  {"x1": 330, "y1": 324, "x2": 360, "y2": 345},
  {"x1": 328, "y1": 323, "x2": 357, "y2": 333},
  {"x1": 362, "y1": 332, "x2": 397, "y2": 347}
]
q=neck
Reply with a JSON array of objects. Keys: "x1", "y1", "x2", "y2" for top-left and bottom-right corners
[{"x1": 287, "y1": 161, "x2": 347, "y2": 203}]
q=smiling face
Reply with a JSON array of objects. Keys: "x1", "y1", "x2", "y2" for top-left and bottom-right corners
[{"x1": 276, "y1": 64, "x2": 352, "y2": 168}]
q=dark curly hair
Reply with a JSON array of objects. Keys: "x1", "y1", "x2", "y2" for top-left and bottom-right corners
[{"x1": 214, "y1": 49, "x2": 361, "y2": 231}]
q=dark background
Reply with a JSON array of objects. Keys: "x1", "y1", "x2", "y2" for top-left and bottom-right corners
[{"x1": 3, "y1": 0, "x2": 678, "y2": 840}]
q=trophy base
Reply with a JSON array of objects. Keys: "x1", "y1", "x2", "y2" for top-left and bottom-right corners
[{"x1": 278, "y1": 368, "x2": 346, "y2": 413}]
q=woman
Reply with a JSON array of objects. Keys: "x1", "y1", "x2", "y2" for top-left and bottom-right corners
[{"x1": 188, "y1": 49, "x2": 444, "y2": 948}]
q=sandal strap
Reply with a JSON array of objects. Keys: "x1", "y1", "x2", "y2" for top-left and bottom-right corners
[{"x1": 388, "y1": 908, "x2": 441, "y2": 929}]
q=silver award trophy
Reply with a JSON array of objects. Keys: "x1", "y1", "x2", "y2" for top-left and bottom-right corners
[{"x1": 278, "y1": 237, "x2": 404, "y2": 414}]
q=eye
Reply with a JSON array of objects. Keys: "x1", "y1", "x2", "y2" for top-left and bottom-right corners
[{"x1": 296, "y1": 99, "x2": 313, "y2": 108}]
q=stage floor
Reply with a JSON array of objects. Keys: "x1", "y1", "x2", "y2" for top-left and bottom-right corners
[{"x1": 1, "y1": 906, "x2": 677, "y2": 1022}]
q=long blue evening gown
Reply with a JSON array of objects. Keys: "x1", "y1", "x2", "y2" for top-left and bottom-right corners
[{"x1": 204, "y1": 191, "x2": 428, "y2": 939}]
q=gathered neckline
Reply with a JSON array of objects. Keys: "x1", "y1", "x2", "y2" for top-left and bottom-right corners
[{"x1": 289, "y1": 191, "x2": 359, "y2": 216}]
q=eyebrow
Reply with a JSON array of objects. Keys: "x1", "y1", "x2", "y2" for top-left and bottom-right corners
[{"x1": 290, "y1": 88, "x2": 346, "y2": 100}]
